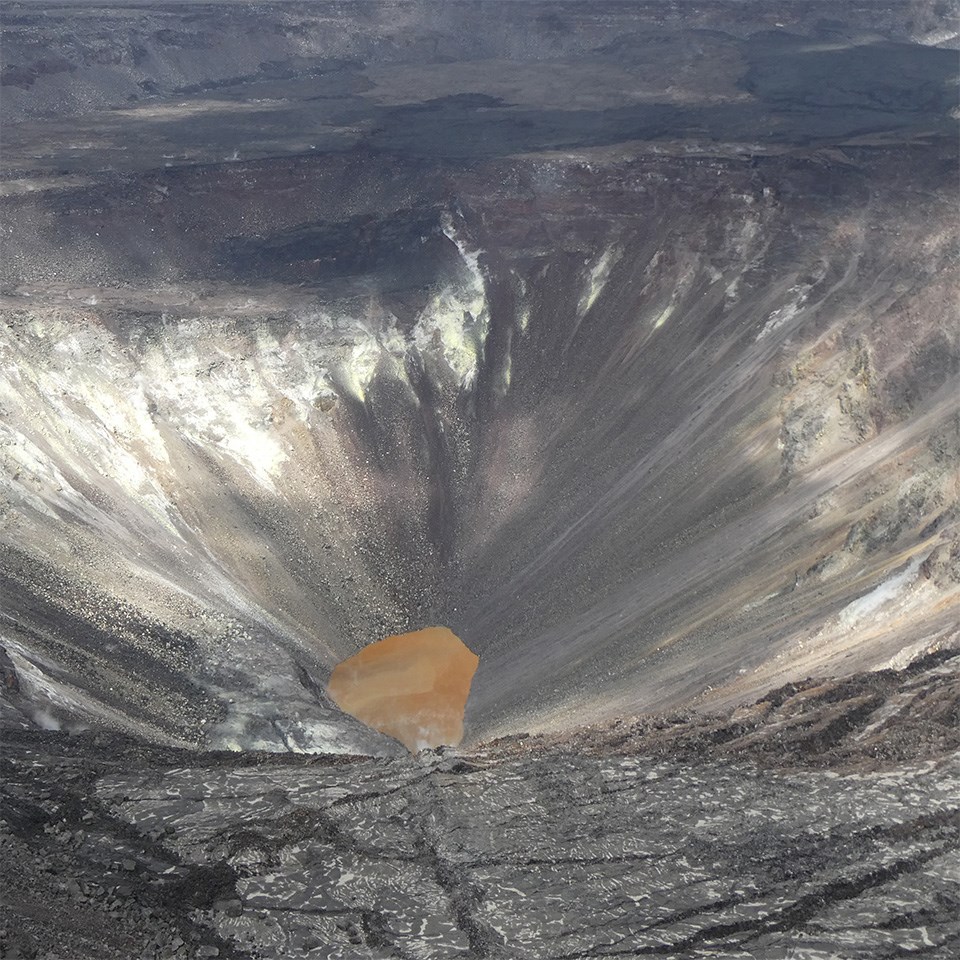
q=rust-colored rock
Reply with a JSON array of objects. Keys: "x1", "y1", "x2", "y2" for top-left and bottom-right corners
[{"x1": 327, "y1": 627, "x2": 479, "y2": 752}]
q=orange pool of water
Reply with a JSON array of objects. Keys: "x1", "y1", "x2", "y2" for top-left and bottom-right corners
[{"x1": 327, "y1": 626, "x2": 479, "y2": 752}]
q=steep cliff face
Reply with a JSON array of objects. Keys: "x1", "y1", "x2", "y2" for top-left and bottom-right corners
[
  {"x1": 1, "y1": 1, "x2": 957, "y2": 755},
  {"x1": 3, "y1": 147, "x2": 957, "y2": 751}
]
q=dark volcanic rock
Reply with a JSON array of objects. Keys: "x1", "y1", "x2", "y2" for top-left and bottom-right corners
[{"x1": 1, "y1": 655, "x2": 959, "y2": 958}]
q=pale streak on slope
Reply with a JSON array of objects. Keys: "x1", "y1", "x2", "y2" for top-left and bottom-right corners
[{"x1": 413, "y1": 220, "x2": 490, "y2": 388}]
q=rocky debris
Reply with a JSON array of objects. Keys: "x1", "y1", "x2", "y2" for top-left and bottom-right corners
[
  {"x1": 921, "y1": 539, "x2": 960, "y2": 588},
  {"x1": 0, "y1": 748, "x2": 239, "y2": 960},
  {"x1": 212, "y1": 899, "x2": 243, "y2": 918},
  {"x1": 3, "y1": 655, "x2": 960, "y2": 959},
  {"x1": 482, "y1": 648, "x2": 960, "y2": 773},
  {"x1": 0, "y1": 647, "x2": 20, "y2": 695}
]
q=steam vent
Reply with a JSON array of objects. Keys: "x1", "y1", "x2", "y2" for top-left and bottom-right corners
[{"x1": 1, "y1": 1, "x2": 959, "y2": 957}]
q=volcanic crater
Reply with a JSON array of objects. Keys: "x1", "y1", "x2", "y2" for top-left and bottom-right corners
[{"x1": 1, "y1": 2, "x2": 958, "y2": 958}]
